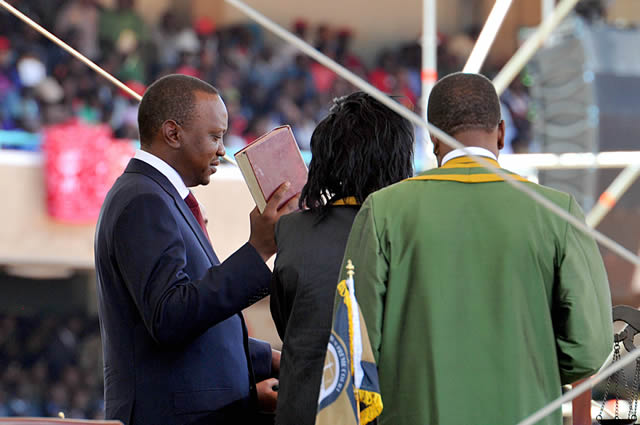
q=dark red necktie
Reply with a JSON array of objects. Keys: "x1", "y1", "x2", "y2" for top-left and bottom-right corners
[{"x1": 184, "y1": 192, "x2": 210, "y2": 242}]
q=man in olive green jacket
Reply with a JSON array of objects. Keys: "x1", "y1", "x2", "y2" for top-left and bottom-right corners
[{"x1": 341, "y1": 73, "x2": 613, "y2": 425}]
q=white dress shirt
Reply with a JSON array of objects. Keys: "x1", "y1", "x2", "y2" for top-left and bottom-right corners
[
  {"x1": 134, "y1": 149, "x2": 190, "y2": 199},
  {"x1": 441, "y1": 146, "x2": 498, "y2": 166}
]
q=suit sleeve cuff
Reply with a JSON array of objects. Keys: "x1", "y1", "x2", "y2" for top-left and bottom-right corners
[
  {"x1": 224, "y1": 243, "x2": 272, "y2": 304},
  {"x1": 249, "y1": 337, "x2": 272, "y2": 381},
  {"x1": 235, "y1": 242, "x2": 271, "y2": 276}
]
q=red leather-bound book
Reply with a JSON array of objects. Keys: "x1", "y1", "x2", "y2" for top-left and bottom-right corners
[{"x1": 234, "y1": 125, "x2": 308, "y2": 213}]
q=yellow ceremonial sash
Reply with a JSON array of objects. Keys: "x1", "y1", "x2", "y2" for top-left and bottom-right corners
[
  {"x1": 408, "y1": 156, "x2": 529, "y2": 183},
  {"x1": 441, "y1": 156, "x2": 500, "y2": 169},
  {"x1": 332, "y1": 196, "x2": 360, "y2": 206}
]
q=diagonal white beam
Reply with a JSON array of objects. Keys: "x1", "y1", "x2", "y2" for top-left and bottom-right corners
[
  {"x1": 493, "y1": 0, "x2": 582, "y2": 95},
  {"x1": 586, "y1": 165, "x2": 640, "y2": 228},
  {"x1": 542, "y1": 0, "x2": 556, "y2": 19},
  {"x1": 518, "y1": 346, "x2": 640, "y2": 425},
  {"x1": 0, "y1": 0, "x2": 139, "y2": 99},
  {"x1": 463, "y1": 0, "x2": 514, "y2": 73}
]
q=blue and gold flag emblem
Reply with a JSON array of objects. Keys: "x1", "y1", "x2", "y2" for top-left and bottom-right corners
[{"x1": 316, "y1": 260, "x2": 383, "y2": 425}]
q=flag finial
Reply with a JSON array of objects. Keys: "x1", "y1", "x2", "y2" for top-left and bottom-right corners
[{"x1": 346, "y1": 259, "x2": 355, "y2": 279}]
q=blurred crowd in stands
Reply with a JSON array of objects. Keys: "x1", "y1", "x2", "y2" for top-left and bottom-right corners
[
  {"x1": 0, "y1": 0, "x2": 533, "y2": 158},
  {"x1": 0, "y1": 314, "x2": 104, "y2": 418}
]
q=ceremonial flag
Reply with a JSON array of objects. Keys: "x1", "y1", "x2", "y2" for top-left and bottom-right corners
[{"x1": 316, "y1": 260, "x2": 383, "y2": 425}]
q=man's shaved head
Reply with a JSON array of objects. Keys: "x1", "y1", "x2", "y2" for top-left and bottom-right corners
[{"x1": 427, "y1": 72, "x2": 501, "y2": 137}]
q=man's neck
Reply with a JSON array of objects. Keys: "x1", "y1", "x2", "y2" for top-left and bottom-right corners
[
  {"x1": 142, "y1": 145, "x2": 174, "y2": 168},
  {"x1": 441, "y1": 146, "x2": 497, "y2": 167},
  {"x1": 438, "y1": 129, "x2": 501, "y2": 166},
  {"x1": 452, "y1": 130, "x2": 499, "y2": 158},
  {"x1": 134, "y1": 149, "x2": 190, "y2": 199}
]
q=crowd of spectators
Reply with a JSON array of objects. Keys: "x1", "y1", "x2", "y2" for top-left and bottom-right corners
[
  {"x1": 0, "y1": 0, "x2": 533, "y2": 161},
  {"x1": 0, "y1": 314, "x2": 104, "y2": 419}
]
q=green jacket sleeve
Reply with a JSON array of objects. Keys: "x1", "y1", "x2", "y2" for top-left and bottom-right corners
[
  {"x1": 340, "y1": 196, "x2": 389, "y2": 364},
  {"x1": 554, "y1": 196, "x2": 613, "y2": 385}
]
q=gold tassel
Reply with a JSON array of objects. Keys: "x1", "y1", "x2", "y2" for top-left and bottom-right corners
[{"x1": 358, "y1": 389, "x2": 383, "y2": 425}]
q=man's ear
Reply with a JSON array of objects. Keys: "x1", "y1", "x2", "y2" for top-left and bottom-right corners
[
  {"x1": 162, "y1": 120, "x2": 181, "y2": 149},
  {"x1": 497, "y1": 120, "x2": 505, "y2": 151},
  {"x1": 431, "y1": 135, "x2": 440, "y2": 156}
]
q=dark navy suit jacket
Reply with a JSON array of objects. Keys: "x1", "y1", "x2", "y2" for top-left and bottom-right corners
[{"x1": 94, "y1": 159, "x2": 272, "y2": 425}]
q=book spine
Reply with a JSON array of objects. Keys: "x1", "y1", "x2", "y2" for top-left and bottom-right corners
[{"x1": 235, "y1": 151, "x2": 267, "y2": 213}]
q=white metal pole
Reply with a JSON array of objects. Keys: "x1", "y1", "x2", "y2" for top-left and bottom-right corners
[
  {"x1": 493, "y1": 0, "x2": 582, "y2": 95},
  {"x1": 422, "y1": 0, "x2": 438, "y2": 168},
  {"x1": 586, "y1": 165, "x2": 640, "y2": 228},
  {"x1": 463, "y1": 0, "x2": 514, "y2": 73},
  {"x1": 422, "y1": 0, "x2": 438, "y2": 100},
  {"x1": 542, "y1": 0, "x2": 556, "y2": 19}
]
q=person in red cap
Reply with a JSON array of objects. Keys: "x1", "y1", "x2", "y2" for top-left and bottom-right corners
[
  {"x1": 292, "y1": 19, "x2": 308, "y2": 40},
  {"x1": 0, "y1": 36, "x2": 10, "y2": 52},
  {"x1": 194, "y1": 17, "x2": 216, "y2": 38},
  {"x1": 335, "y1": 27, "x2": 364, "y2": 73}
]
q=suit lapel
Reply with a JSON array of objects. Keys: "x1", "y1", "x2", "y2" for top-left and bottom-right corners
[{"x1": 124, "y1": 159, "x2": 220, "y2": 266}]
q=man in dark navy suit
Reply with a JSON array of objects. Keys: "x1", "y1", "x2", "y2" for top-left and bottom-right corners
[{"x1": 94, "y1": 74, "x2": 298, "y2": 424}]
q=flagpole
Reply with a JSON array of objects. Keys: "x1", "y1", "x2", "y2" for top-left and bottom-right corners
[{"x1": 346, "y1": 259, "x2": 363, "y2": 390}]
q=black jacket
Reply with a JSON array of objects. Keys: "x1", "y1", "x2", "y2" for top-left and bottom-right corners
[{"x1": 270, "y1": 206, "x2": 359, "y2": 425}]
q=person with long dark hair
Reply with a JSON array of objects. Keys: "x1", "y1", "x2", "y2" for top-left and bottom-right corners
[{"x1": 270, "y1": 91, "x2": 414, "y2": 425}]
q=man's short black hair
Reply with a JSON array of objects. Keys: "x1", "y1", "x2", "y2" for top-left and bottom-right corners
[
  {"x1": 137, "y1": 74, "x2": 219, "y2": 146},
  {"x1": 427, "y1": 72, "x2": 501, "y2": 137}
]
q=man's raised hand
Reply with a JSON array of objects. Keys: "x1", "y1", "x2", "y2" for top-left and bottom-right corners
[{"x1": 248, "y1": 182, "x2": 300, "y2": 261}]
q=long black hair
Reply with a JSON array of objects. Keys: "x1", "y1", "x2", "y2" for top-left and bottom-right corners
[{"x1": 300, "y1": 91, "x2": 414, "y2": 213}]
